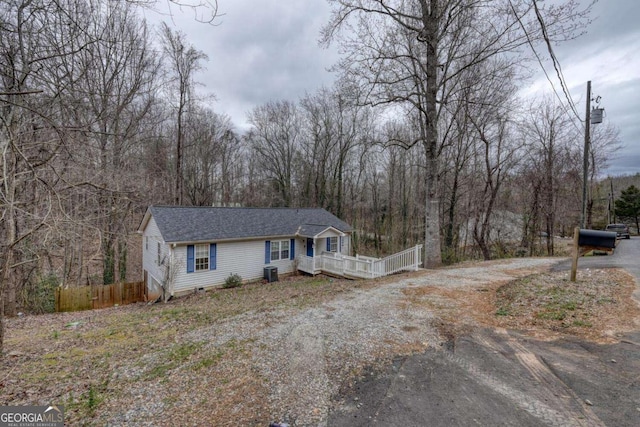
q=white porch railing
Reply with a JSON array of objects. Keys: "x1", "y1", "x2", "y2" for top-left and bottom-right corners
[
  {"x1": 376, "y1": 244, "x2": 423, "y2": 276},
  {"x1": 296, "y1": 244, "x2": 423, "y2": 279},
  {"x1": 297, "y1": 254, "x2": 316, "y2": 274}
]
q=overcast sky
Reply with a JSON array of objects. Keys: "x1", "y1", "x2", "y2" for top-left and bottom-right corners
[{"x1": 152, "y1": 0, "x2": 640, "y2": 177}]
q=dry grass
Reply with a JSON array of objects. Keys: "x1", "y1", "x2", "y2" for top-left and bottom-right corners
[
  {"x1": 2, "y1": 263, "x2": 638, "y2": 425},
  {"x1": 1, "y1": 274, "x2": 372, "y2": 425},
  {"x1": 492, "y1": 268, "x2": 640, "y2": 341},
  {"x1": 401, "y1": 268, "x2": 639, "y2": 343}
]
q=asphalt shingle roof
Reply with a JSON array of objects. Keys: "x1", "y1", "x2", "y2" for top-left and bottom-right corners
[
  {"x1": 298, "y1": 224, "x2": 335, "y2": 237},
  {"x1": 146, "y1": 206, "x2": 353, "y2": 243}
]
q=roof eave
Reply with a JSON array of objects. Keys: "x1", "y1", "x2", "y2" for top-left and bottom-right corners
[
  {"x1": 164, "y1": 234, "x2": 296, "y2": 246},
  {"x1": 137, "y1": 208, "x2": 153, "y2": 234},
  {"x1": 296, "y1": 226, "x2": 348, "y2": 239}
]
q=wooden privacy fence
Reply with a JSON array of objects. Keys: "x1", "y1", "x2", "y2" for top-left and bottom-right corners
[{"x1": 55, "y1": 281, "x2": 146, "y2": 312}]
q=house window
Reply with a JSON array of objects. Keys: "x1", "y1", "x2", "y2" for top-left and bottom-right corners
[
  {"x1": 329, "y1": 236, "x2": 338, "y2": 252},
  {"x1": 187, "y1": 243, "x2": 216, "y2": 273},
  {"x1": 145, "y1": 236, "x2": 149, "y2": 250},
  {"x1": 270, "y1": 240, "x2": 290, "y2": 261},
  {"x1": 195, "y1": 244, "x2": 209, "y2": 271}
]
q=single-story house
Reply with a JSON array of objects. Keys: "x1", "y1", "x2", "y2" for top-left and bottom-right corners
[{"x1": 138, "y1": 205, "x2": 353, "y2": 298}]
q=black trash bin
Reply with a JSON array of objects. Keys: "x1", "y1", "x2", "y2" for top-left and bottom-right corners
[{"x1": 264, "y1": 266, "x2": 278, "y2": 283}]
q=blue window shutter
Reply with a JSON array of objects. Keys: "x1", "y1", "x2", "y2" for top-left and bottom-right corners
[
  {"x1": 210, "y1": 243, "x2": 217, "y2": 270},
  {"x1": 187, "y1": 245, "x2": 195, "y2": 273},
  {"x1": 326, "y1": 237, "x2": 331, "y2": 252},
  {"x1": 290, "y1": 239, "x2": 295, "y2": 260},
  {"x1": 339, "y1": 236, "x2": 343, "y2": 252},
  {"x1": 265, "y1": 241, "x2": 271, "y2": 264}
]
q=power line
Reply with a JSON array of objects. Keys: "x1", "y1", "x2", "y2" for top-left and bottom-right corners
[
  {"x1": 508, "y1": 0, "x2": 583, "y2": 134},
  {"x1": 531, "y1": 0, "x2": 583, "y2": 122}
]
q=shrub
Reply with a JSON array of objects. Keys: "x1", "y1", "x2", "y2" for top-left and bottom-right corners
[
  {"x1": 223, "y1": 273, "x2": 243, "y2": 289},
  {"x1": 514, "y1": 247, "x2": 528, "y2": 257},
  {"x1": 20, "y1": 273, "x2": 59, "y2": 314}
]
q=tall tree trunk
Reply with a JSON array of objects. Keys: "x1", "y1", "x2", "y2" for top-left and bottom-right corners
[
  {"x1": 0, "y1": 171, "x2": 18, "y2": 354},
  {"x1": 444, "y1": 168, "x2": 460, "y2": 261},
  {"x1": 175, "y1": 91, "x2": 185, "y2": 205},
  {"x1": 421, "y1": 0, "x2": 442, "y2": 267}
]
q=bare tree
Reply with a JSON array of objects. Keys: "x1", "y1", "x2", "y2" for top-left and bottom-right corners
[
  {"x1": 0, "y1": 0, "x2": 90, "y2": 354},
  {"x1": 439, "y1": 103, "x2": 474, "y2": 263},
  {"x1": 376, "y1": 121, "x2": 425, "y2": 253},
  {"x1": 137, "y1": 102, "x2": 176, "y2": 206},
  {"x1": 69, "y1": 1, "x2": 161, "y2": 284},
  {"x1": 127, "y1": 0, "x2": 222, "y2": 25},
  {"x1": 322, "y1": 0, "x2": 594, "y2": 267},
  {"x1": 467, "y1": 116, "x2": 521, "y2": 260},
  {"x1": 182, "y1": 107, "x2": 238, "y2": 206},
  {"x1": 247, "y1": 100, "x2": 302, "y2": 207},
  {"x1": 519, "y1": 97, "x2": 576, "y2": 254},
  {"x1": 299, "y1": 89, "x2": 339, "y2": 210},
  {"x1": 464, "y1": 60, "x2": 522, "y2": 260},
  {"x1": 587, "y1": 122, "x2": 622, "y2": 227},
  {"x1": 0, "y1": 0, "x2": 166, "y2": 355},
  {"x1": 160, "y1": 22, "x2": 208, "y2": 205},
  {"x1": 299, "y1": 86, "x2": 372, "y2": 218}
]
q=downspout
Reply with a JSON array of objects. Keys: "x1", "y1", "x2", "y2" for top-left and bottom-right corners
[{"x1": 170, "y1": 244, "x2": 176, "y2": 297}]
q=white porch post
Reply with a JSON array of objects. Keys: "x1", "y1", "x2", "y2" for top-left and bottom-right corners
[{"x1": 312, "y1": 238, "x2": 316, "y2": 273}]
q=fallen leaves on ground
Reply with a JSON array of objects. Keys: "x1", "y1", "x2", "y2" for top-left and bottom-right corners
[
  {"x1": 402, "y1": 268, "x2": 639, "y2": 343},
  {"x1": 2, "y1": 264, "x2": 638, "y2": 425}
]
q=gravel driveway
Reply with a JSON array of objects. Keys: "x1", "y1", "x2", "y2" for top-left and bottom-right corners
[
  {"x1": 207, "y1": 257, "x2": 560, "y2": 425},
  {"x1": 3, "y1": 257, "x2": 567, "y2": 426}
]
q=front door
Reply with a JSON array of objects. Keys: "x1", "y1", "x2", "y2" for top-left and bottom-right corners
[{"x1": 306, "y1": 238, "x2": 314, "y2": 257}]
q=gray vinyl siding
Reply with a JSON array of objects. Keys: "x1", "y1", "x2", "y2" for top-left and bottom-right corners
[
  {"x1": 139, "y1": 207, "x2": 353, "y2": 295},
  {"x1": 316, "y1": 230, "x2": 351, "y2": 256},
  {"x1": 171, "y1": 239, "x2": 297, "y2": 294},
  {"x1": 142, "y1": 217, "x2": 171, "y2": 288},
  {"x1": 341, "y1": 234, "x2": 351, "y2": 255}
]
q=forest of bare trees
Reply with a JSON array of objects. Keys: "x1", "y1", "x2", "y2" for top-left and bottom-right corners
[{"x1": 0, "y1": 0, "x2": 629, "y2": 351}]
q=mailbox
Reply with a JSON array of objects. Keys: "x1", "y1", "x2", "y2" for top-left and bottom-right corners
[
  {"x1": 571, "y1": 227, "x2": 617, "y2": 282},
  {"x1": 577, "y1": 229, "x2": 616, "y2": 249}
]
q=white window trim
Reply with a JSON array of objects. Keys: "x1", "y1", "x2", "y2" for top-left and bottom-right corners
[
  {"x1": 329, "y1": 236, "x2": 338, "y2": 252},
  {"x1": 270, "y1": 240, "x2": 290, "y2": 261},
  {"x1": 195, "y1": 243, "x2": 209, "y2": 271}
]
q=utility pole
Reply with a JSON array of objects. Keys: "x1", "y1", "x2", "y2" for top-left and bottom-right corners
[
  {"x1": 581, "y1": 81, "x2": 591, "y2": 229},
  {"x1": 610, "y1": 178, "x2": 616, "y2": 224}
]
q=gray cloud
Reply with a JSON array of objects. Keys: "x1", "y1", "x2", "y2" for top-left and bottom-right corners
[
  {"x1": 533, "y1": 0, "x2": 640, "y2": 176},
  {"x1": 156, "y1": 0, "x2": 337, "y2": 129},
  {"x1": 157, "y1": 0, "x2": 640, "y2": 175}
]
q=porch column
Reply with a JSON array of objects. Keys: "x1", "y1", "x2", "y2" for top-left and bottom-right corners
[{"x1": 313, "y1": 238, "x2": 319, "y2": 272}]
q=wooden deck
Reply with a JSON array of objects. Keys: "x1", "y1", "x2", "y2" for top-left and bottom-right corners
[{"x1": 297, "y1": 245, "x2": 423, "y2": 279}]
